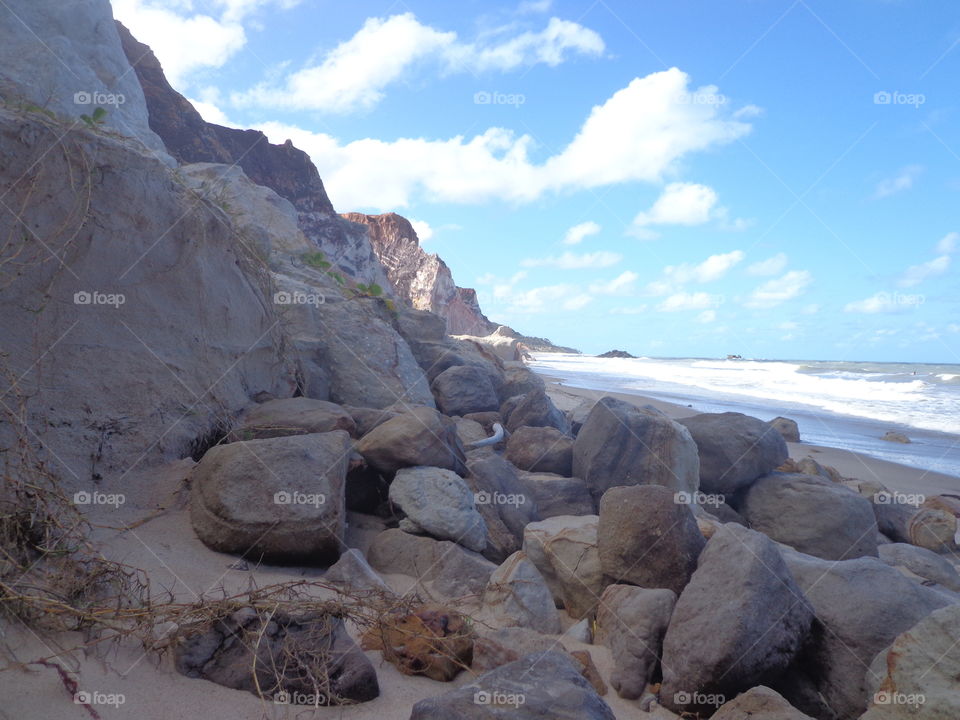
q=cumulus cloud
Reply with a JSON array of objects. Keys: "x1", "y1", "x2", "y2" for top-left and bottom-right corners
[
  {"x1": 645, "y1": 250, "x2": 744, "y2": 295},
  {"x1": 409, "y1": 219, "x2": 434, "y2": 242},
  {"x1": 521, "y1": 251, "x2": 622, "y2": 269},
  {"x1": 937, "y1": 231, "x2": 959, "y2": 255},
  {"x1": 746, "y1": 252, "x2": 788, "y2": 276},
  {"x1": 657, "y1": 292, "x2": 721, "y2": 312},
  {"x1": 590, "y1": 271, "x2": 639, "y2": 295},
  {"x1": 898, "y1": 255, "x2": 950, "y2": 288},
  {"x1": 632, "y1": 183, "x2": 719, "y2": 229},
  {"x1": 253, "y1": 68, "x2": 753, "y2": 209},
  {"x1": 498, "y1": 283, "x2": 592, "y2": 313},
  {"x1": 844, "y1": 293, "x2": 897, "y2": 314},
  {"x1": 874, "y1": 165, "x2": 923, "y2": 199},
  {"x1": 231, "y1": 13, "x2": 603, "y2": 113},
  {"x1": 563, "y1": 221, "x2": 601, "y2": 245},
  {"x1": 697, "y1": 309, "x2": 717, "y2": 323},
  {"x1": 744, "y1": 270, "x2": 812, "y2": 309}
]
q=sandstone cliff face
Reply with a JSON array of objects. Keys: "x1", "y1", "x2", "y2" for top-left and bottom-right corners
[
  {"x1": 115, "y1": 22, "x2": 392, "y2": 293},
  {"x1": 341, "y1": 212, "x2": 496, "y2": 336}
]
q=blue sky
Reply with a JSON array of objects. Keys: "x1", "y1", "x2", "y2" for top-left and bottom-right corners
[{"x1": 114, "y1": 0, "x2": 960, "y2": 363}]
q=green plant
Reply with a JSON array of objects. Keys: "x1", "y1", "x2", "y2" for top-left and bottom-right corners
[
  {"x1": 79, "y1": 107, "x2": 107, "y2": 128},
  {"x1": 301, "y1": 251, "x2": 331, "y2": 270}
]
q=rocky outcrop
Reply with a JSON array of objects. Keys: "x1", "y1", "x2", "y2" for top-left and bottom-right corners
[
  {"x1": 355, "y1": 407, "x2": 466, "y2": 476},
  {"x1": 341, "y1": 212, "x2": 495, "y2": 335}
]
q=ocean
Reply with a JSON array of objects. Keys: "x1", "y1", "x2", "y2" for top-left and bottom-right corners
[{"x1": 529, "y1": 353, "x2": 960, "y2": 479}]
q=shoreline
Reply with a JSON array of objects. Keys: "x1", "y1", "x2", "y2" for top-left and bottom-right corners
[{"x1": 538, "y1": 371, "x2": 960, "y2": 498}]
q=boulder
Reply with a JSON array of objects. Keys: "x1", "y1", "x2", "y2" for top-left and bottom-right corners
[
  {"x1": 393, "y1": 307, "x2": 447, "y2": 345},
  {"x1": 482, "y1": 551, "x2": 561, "y2": 634},
  {"x1": 463, "y1": 411, "x2": 503, "y2": 433},
  {"x1": 660, "y1": 525, "x2": 814, "y2": 717},
  {"x1": 573, "y1": 397, "x2": 699, "y2": 501},
  {"x1": 595, "y1": 585, "x2": 676, "y2": 700},
  {"x1": 472, "y1": 627, "x2": 558, "y2": 672},
  {"x1": 777, "y1": 547, "x2": 954, "y2": 720},
  {"x1": 455, "y1": 417, "x2": 489, "y2": 447},
  {"x1": 467, "y1": 449, "x2": 540, "y2": 560},
  {"x1": 503, "y1": 388, "x2": 570, "y2": 434},
  {"x1": 738, "y1": 473, "x2": 879, "y2": 560},
  {"x1": 499, "y1": 366, "x2": 546, "y2": 400},
  {"x1": 505, "y1": 426, "x2": 574, "y2": 476},
  {"x1": 366, "y1": 529, "x2": 496, "y2": 598},
  {"x1": 862, "y1": 604, "x2": 960, "y2": 720},
  {"x1": 175, "y1": 608, "x2": 378, "y2": 704},
  {"x1": 431, "y1": 365, "x2": 500, "y2": 416},
  {"x1": 324, "y1": 548, "x2": 392, "y2": 594},
  {"x1": 389, "y1": 466, "x2": 488, "y2": 552},
  {"x1": 410, "y1": 651, "x2": 616, "y2": 720},
  {"x1": 518, "y1": 473, "x2": 595, "y2": 518},
  {"x1": 878, "y1": 543, "x2": 960, "y2": 591},
  {"x1": 677, "y1": 412, "x2": 788, "y2": 494},
  {"x1": 712, "y1": 686, "x2": 814, "y2": 720},
  {"x1": 598, "y1": 484, "x2": 706, "y2": 595},
  {"x1": 190, "y1": 432, "x2": 350, "y2": 564},
  {"x1": 344, "y1": 405, "x2": 401, "y2": 436},
  {"x1": 882, "y1": 430, "x2": 910, "y2": 443},
  {"x1": 522, "y1": 515, "x2": 606, "y2": 619},
  {"x1": 769, "y1": 417, "x2": 801, "y2": 443},
  {"x1": 229, "y1": 397, "x2": 356, "y2": 441},
  {"x1": 907, "y1": 506, "x2": 959, "y2": 553},
  {"x1": 355, "y1": 407, "x2": 467, "y2": 476}
]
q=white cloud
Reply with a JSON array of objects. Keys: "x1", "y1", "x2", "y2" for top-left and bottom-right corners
[
  {"x1": 563, "y1": 221, "x2": 601, "y2": 245},
  {"x1": 590, "y1": 271, "x2": 639, "y2": 295},
  {"x1": 631, "y1": 182, "x2": 718, "y2": 235},
  {"x1": 254, "y1": 68, "x2": 753, "y2": 209},
  {"x1": 232, "y1": 13, "x2": 603, "y2": 113},
  {"x1": 499, "y1": 283, "x2": 589, "y2": 313},
  {"x1": 844, "y1": 293, "x2": 895, "y2": 314},
  {"x1": 646, "y1": 250, "x2": 744, "y2": 295},
  {"x1": 518, "y1": 0, "x2": 553, "y2": 13},
  {"x1": 409, "y1": 219, "x2": 434, "y2": 242},
  {"x1": 898, "y1": 255, "x2": 950, "y2": 288},
  {"x1": 937, "y1": 232, "x2": 959, "y2": 255},
  {"x1": 744, "y1": 270, "x2": 812, "y2": 309},
  {"x1": 874, "y1": 165, "x2": 923, "y2": 199},
  {"x1": 657, "y1": 292, "x2": 720, "y2": 312},
  {"x1": 521, "y1": 251, "x2": 622, "y2": 269},
  {"x1": 188, "y1": 97, "x2": 238, "y2": 126},
  {"x1": 564, "y1": 293, "x2": 594, "y2": 310},
  {"x1": 801, "y1": 303, "x2": 820, "y2": 315},
  {"x1": 697, "y1": 309, "x2": 716, "y2": 323},
  {"x1": 746, "y1": 252, "x2": 788, "y2": 276}
]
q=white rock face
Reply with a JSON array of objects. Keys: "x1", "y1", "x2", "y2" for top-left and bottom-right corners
[{"x1": 0, "y1": 0, "x2": 171, "y2": 160}]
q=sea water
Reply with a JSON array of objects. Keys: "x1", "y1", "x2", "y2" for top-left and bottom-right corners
[{"x1": 529, "y1": 353, "x2": 960, "y2": 479}]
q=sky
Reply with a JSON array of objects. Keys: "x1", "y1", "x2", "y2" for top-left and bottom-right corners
[{"x1": 112, "y1": 0, "x2": 960, "y2": 363}]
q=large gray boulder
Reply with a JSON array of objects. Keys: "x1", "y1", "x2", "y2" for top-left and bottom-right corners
[
  {"x1": 505, "y1": 426, "x2": 574, "y2": 476},
  {"x1": 878, "y1": 542, "x2": 960, "y2": 591},
  {"x1": 677, "y1": 412, "x2": 788, "y2": 494},
  {"x1": 503, "y1": 387, "x2": 570, "y2": 434},
  {"x1": 389, "y1": 466, "x2": 488, "y2": 552},
  {"x1": 190, "y1": 432, "x2": 350, "y2": 564},
  {"x1": 499, "y1": 365, "x2": 546, "y2": 400},
  {"x1": 466, "y1": 449, "x2": 540, "y2": 561},
  {"x1": 410, "y1": 651, "x2": 616, "y2": 720},
  {"x1": 175, "y1": 607, "x2": 378, "y2": 704},
  {"x1": 518, "y1": 473, "x2": 595, "y2": 518},
  {"x1": 660, "y1": 525, "x2": 814, "y2": 717},
  {"x1": 777, "y1": 547, "x2": 954, "y2": 720},
  {"x1": 522, "y1": 515, "x2": 606, "y2": 619},
  {"x1": 229, "y1": 397, "x2": 356, "y2": 440},
  {"x1": 431, "y1": 365, "x2": 500, "y2": 416},
  {"x1": 324, "y1": 549, "x2": 392, "y2": 594},
  {"x1": 713, "y1": 686, "x2": 814, "y2": 720},
  {"x1": 573, "y1": 397, "x2": 699, "y2": 501},
  {"x1": 595, "y1": 585, "x2": 676, "y2": 700},
  {"x1": 366, "y1": 528, "x2": 496, "y2": 598},
  {"x1": 356, "y1": 407, "x2": 467, "y2": 476},
  {"x1": 862, "y1": 604, "x2": 960, "y2": 720},
  {"x1": 739, "y1": 473, "x2": 879, "y2": 560},
  {"x1": 598, "y1": 484, "x2": 706, "y2": 595},
  {"x1": 769, "y1": 417, "x2": 801, "y2": 443},
  {"x1": 482, "y1": 551, "x2": 561, "y2": 634}
]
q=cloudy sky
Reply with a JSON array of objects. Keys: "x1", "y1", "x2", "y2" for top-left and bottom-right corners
[{"x1": 113, "y1": 0, "x2": 960, "y2": 362}]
